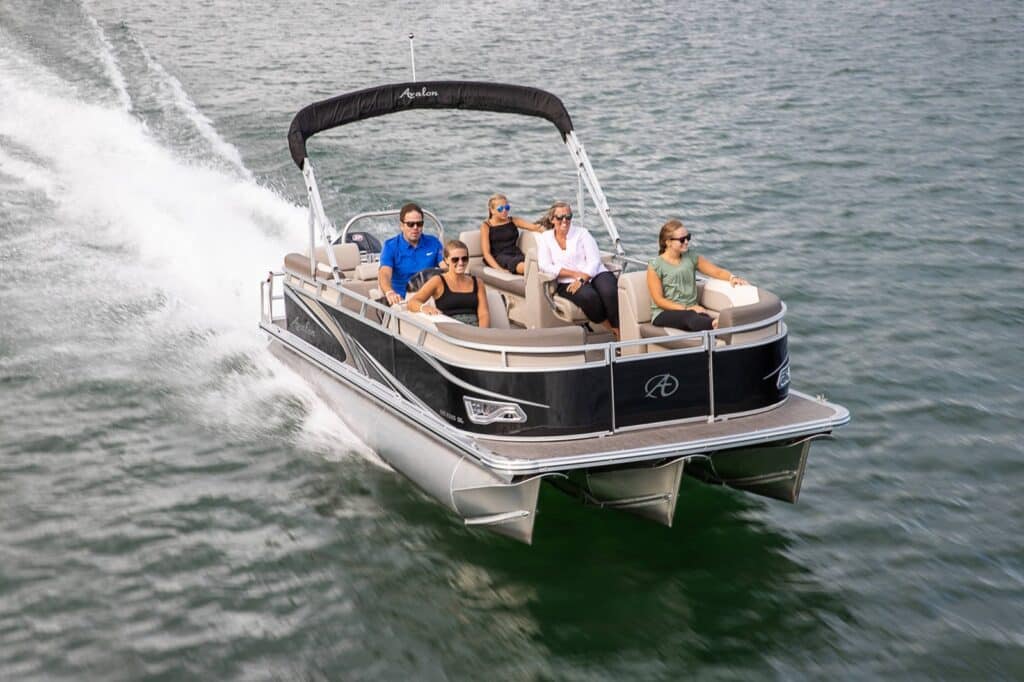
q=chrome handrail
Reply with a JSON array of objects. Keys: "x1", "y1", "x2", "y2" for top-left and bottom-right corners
[
  {"x1": 261, "y1": 272, "x2": 287, "y2": 324},
  {"x1": 338, "y1": 209, "x2": 445, "y2": 249},
  {"x1": 274, "y1": 269, "x2": 787, "y2": 364}
]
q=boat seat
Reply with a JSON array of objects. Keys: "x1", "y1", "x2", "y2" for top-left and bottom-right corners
[
  {"x1": 283, "y1": 252, "x2": 313, "y2": 277},
  {"x1": 481, "y1": 268, "x2": 526, "y2": 297},
  {"x1": 617, "y1": 269, "x2": 783, "y2": 353},
  {"x1": 459, "y1": 229, "x2": 535, "y2": 326},
  {"x1": 545, "y1": 274, "x2": 589, "y2": 323},
  {"x1": 486, "y1": 288, "x2": 510, "y2": 329},
  {"x1": 391, "y1": 288, "x2": 509, "y2": 330},
  {"x1": 352, "y1": 262, "x2": 379, "y2": 281},
  {"x1": 458, "y1": 228, "x2": 529, "y2": 298},
  {"x1": 458, "y1": 229, "x2": 487, "y2": 275},
  {"x1": 710, "y1": 283, "x2": 782, "y2": 345},
  {"x1": 518, "y1": 239, "x2": 577, "y2": 329},
  {"x1": 456, "y1": 231, "x2": 520, "y2": 311},
  {"x1": 638, "y1": 323, "x2": 706, "y2": 350},
  {"x1": 314, "y1": 243, "x2": 362, "y2": 278},
  {"x1": 617, "y1": 271, "x2": 704, "y2": 353},
  {"x1": 432, "y1": 323, "x2": 596, "y2": 367},
  {"x1": 545, "y1": 255, "x2": 623, "y2": 327},
  {"x1": 337, "y1": 280, "x2": 385, "y2": 323},
  {"x1": 687, "y1": 278, "x2": 781, "y2": 343},
  {"x1": 283, "y1": 243, "x2": 362, "y2": 280}
]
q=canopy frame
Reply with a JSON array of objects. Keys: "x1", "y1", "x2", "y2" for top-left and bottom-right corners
[{"x1": 288, "y1": 80, "x2": 625, "y2": 275}]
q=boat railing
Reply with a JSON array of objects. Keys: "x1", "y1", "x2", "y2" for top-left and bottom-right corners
[
  {"x1": 261, "y1": 272, "x2": 286, "y2": 324},
  {"x1": 263, "y1": 270, "x2": 788, "y2": 430},
  {"x1": 263, "y1": 270, "x2": 786, "y2": 366},
  {"x1": 337, "y1": 209, "x2": 446, "y2": 262}
]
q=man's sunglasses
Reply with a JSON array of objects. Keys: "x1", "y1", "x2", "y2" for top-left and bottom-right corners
[
  {"x1": 449, "y1": 255, "x2": 469, "y2": 264},
  {"x1": 403, "y1": 220, "x2": 424, "y2": 227},
  {"x1": 668, "y1": 234, "x2": 692, "y2": 243},
  {"x1": 552, "y1": 213, "x2": 573, "y2": 222},
  {"x1": 495, "y1": 204, "x2": 511, "y2": 212}
]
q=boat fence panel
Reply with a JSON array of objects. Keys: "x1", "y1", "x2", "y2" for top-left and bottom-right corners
[{"x1": 274, "y1": 270, "x2": 796, "y2": 437}]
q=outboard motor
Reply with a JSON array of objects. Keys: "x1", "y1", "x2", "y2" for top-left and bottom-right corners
[{"x1": 342, "y1": 231, "x2": 383, "y2": 260}]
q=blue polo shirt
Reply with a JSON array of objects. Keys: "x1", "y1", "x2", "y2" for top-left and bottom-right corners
[{"x1": 380, "y1": 232, "x2": 444, "y2": 296}]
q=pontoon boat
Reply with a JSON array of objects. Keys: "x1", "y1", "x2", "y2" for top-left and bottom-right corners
[{"x1": 260, "y1": 81, "x2": 849, "y2": 543}]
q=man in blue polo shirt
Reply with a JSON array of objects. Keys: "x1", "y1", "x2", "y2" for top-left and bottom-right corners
[{"x1": 378, "y1": 202, "x2": 444, "y2": 305}]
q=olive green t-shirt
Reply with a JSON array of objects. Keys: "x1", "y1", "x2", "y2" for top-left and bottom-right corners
[{"x1": 649, "y1": 251, "x2": 700, "y2": 319}]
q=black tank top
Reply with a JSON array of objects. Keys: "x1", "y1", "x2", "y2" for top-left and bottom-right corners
[
  {"x1": 487, "y1": 221, "x2": 521, "y2": 259},
  {"x1": 436, "y1": 276, "x2": 479, "y2": 317}
]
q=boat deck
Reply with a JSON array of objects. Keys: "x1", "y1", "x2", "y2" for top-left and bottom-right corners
[{"x1": 473, "y1": 391, "x2": 847, "y2": 474}]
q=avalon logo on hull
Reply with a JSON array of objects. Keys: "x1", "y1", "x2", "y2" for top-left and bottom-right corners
[
  {"x1": 399, "y1": 86, "x2": 439, "y2": 101},
  {"x1": 777, "y1": 363, "x2": 791, "y2": 390},
  {"x1": 644, "y1": 373, "x2": 679, "y2": 399}
]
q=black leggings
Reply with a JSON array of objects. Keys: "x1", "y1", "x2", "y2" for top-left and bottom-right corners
[
  {"x1": 556, "y1": 271, "x2": 619, "y2": 328},
  {"x1": 652, "y1": 309, "x2": 714, "y2": 332}
]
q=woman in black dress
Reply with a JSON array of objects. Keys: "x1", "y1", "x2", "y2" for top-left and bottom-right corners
[
  {"x1": 408, "y1": 240, "x2": 491, "y2": 327},
  {"x1": 479, "y1": 193, "x2": 542, "y2": 275}
]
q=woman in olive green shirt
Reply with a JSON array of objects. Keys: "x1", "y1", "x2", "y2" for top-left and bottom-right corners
[{"x1": 646, "y1": 219, "x2": 748, "y2": 331}]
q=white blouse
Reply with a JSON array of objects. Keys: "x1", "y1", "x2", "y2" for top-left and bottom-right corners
[{"x1": 536, "y1": 226, "x2": 608, "y2": 284}]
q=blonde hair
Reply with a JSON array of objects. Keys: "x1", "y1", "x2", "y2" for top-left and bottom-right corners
[
  {"x1": 538, "y1": 200, "x2": 571, "y2": 231},
  {"x1": 658, "y1": 219, "x2": 685, "y2": 254},
  {"x1": 486, "y1": 193, "x2": 508, "y2": 220}
]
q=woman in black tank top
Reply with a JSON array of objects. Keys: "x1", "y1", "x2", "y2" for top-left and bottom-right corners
[
  {"x1": 408, "y1": 239, "x2": 491, "y2": 327},
  {"x1": 436, "y1": 275, "x2": 479, "y2": 324},
  {"x1": 480, "y1": 193, "x2": 543, "y2": 274}
]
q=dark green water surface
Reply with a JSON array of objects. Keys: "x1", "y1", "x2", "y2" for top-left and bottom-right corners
[{"x1": 1, "y1": 1, "x2": 1022, "y2": 678}]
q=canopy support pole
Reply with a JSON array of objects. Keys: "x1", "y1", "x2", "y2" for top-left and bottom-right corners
[
  {"x1": 302, "y1": 160, "x2": 342, "y2": 283},
  {"x1": 564, "y1": 131, "x2": 624, "y2": 255},
  {"x1": 577, "y1": 168, "x2": 584, "y2": 226}
]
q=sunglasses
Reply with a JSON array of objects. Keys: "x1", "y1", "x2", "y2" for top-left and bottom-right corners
[
  {"x1": 403, "y1": 220, "x2": 424, "y2": 228},
  {"x1": 495, "y1": 204, "x2": 511, "y2": 212},
  {"x1": 668, "y1": 234, "x2": 692, "y2": 243},
  {"x1": 552, "y1": 213, "x2": 574, "y2": 222},
  {"x1": 449, "y1": 255, "x2": 469, "y2": 264}
]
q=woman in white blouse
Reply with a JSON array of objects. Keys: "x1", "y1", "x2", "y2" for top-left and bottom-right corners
[{"x1": 536, "y1": 201, "x2": 620, "y2": 339}]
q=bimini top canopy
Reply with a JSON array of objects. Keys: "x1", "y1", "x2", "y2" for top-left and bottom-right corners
[{"x1": 287, "y1": 80, "x2": 574, "y2": 169}]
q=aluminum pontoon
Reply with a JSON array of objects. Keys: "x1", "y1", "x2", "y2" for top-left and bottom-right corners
[{"x1": 262, "y1": 81, "x2": 849, "y2": 544}]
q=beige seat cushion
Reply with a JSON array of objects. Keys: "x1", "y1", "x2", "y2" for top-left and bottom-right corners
[
  {"x1": 419, "y1": 321, "x2": 589, "y2": 367},
  {"x1": 435, "y1": 323, "x2": 585, "y2": 347},
  {"x1": 481, "y1": 267, "x2": 526, "y2": 297},
  {"x1": 313, "y1": 243, "x2": 362, "y2": 277},
  {"x1": 353, "y1": 262, "x2": 379, "y2": 281},
  {"x1": 518, "y1": 230, "x2": 537, "y2": 256},
  {"x1": 551, "y1": 290, "x2": 588, "y2": 323},
  {"x1": 716, "y1": 289, "x2": 782, "y2": 344},
  {"x1": 639, "y1": 322, "x2": 704, "y2": 349},
  {"x1": 284, "y1": 252, "x2": 313, "y2": 276},
  {"x1": 458, "y1": 229, "x2": 486, "y2": 275},
  {"x1": 462, "y1": 227, "x2": 530, "y2": 296},
  {"x1": 486, "y1": 288, "x2": 510, "y2": 329}
]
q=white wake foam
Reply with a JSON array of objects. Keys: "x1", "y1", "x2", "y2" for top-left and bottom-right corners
[
  {"x1": 137, "y1": 42, "x2": 254, "y2": 181},
  {"x1": 0, "y1": 46, "x2": 367, "y2": 459},
  {"x1": 84, "y1": 12, "x2": 133, "y2": 112}
]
